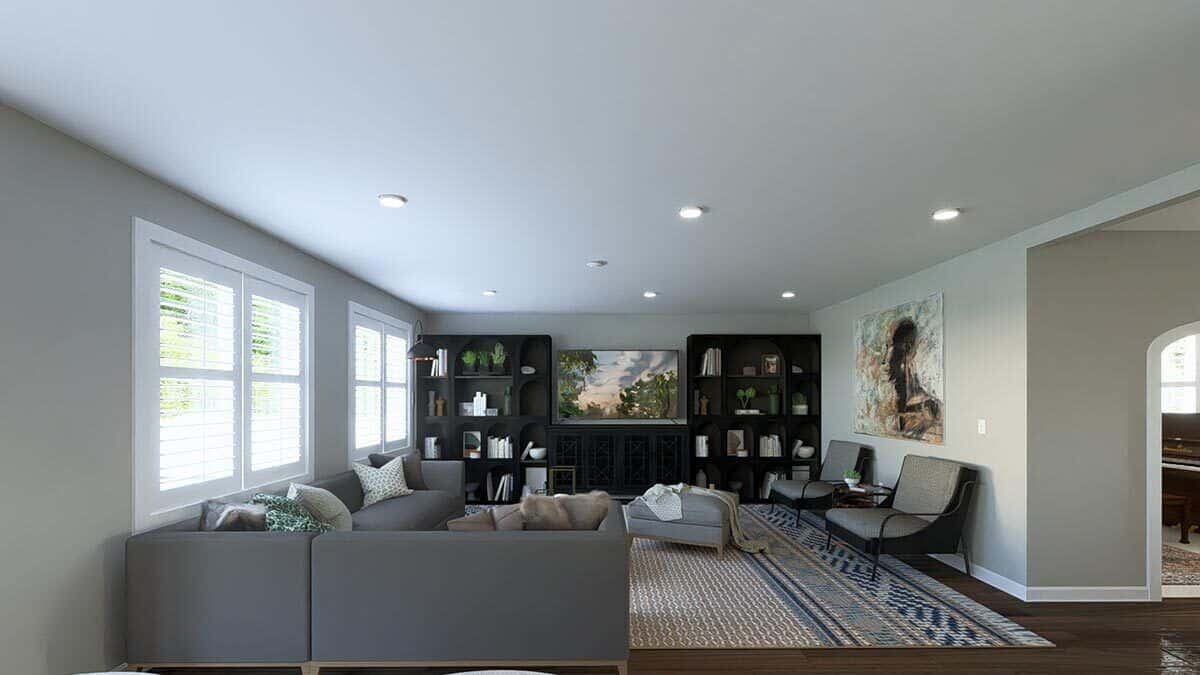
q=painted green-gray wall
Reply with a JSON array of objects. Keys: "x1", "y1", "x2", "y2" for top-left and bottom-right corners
[
  {"x1": 0, "y1": 105, "x2": 421, "y2": 674},
  {"x1": 1028, "y1": 226, "x2": 1200, "y2": 587}
]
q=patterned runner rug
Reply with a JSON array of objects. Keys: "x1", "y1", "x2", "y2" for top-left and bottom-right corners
[
  {"x1": 629, "y1": 504, "x2": 1051, "y2": 648},
  {"x1": 1163, "y1": 544, "x2": 1200, "y2": 585}
]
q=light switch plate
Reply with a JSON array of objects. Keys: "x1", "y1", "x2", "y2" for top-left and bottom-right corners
[{"x1": 976, "y1": 418, "x2": 987, "y2": 435}]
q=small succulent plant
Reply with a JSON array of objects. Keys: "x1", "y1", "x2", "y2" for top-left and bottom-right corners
[
  {"x1": 462, "y1": 351, "x2": 478, "y2": 368},
  {"x1": 736, "y1": 387, "x2": 757, "y2": 409},
  {"x1": 843, "y1": 468, "x2": 862, "y2": 481},
  {"x1": 792, "y1": 392, "x2": 807, "y2": 406},
  {"x1": 492, "y1": 343, "x2": 507, "y2": 369}
]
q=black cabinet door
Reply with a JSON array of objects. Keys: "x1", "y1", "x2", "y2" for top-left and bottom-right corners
[
  {"x1": 551, "y1": 432, "x2": 582, "y2": 468},
  {"x1": 655, "y1": 432, "x2": 686, "y2": 484},
  {"x1": 621, "y1": 433, "x2": 655, "y2": 491},
  {"x1": 582, "y1": 433, "x2": 616, "y2": 490}
]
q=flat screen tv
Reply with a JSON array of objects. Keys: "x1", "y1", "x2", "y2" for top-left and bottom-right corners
[{"x1": 556, "y1": 349, "x2": 680, "y2": 421}]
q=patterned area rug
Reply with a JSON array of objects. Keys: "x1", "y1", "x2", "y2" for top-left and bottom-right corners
[
  {"x1": 1163, "y1": 544, "x2": 1200, "y2": 585},
  {"x1": 629, "y1": 504, "x2": 1051, "y2": 648}
]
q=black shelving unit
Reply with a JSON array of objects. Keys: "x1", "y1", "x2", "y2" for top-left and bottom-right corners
[
  {"x1": 414, "y1": 334, "x2": 552, "y2": 504},
  {"x1": 685, "y1": 334, "x2": 821, "y2": 503}
]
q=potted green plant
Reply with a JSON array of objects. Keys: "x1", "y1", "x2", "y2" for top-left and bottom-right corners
[
  {"x1": 767, "y1": 384, "x2": 780, "y2": 415},
  {"x1": 735, "y1": 386, "x2": 757, "y2": 413},
  {"x1": 477, "y1": 349, "x2": 492, "y2": 374},
  {"x1": 461, "y1": 350, "x2": 478, "y2": 374},
  {"x1": 791, "y1": 392, "x2": 809, "y2": 415},
  {"x1": 843, "y1": 468, "x2": 862, "y2": 488},
  {"x1": 492, "y1": 343, "x2": 507, "y2": 374}
]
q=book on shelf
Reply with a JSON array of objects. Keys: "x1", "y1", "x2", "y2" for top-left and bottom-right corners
[
  {"x1": 698, "y1": 347, "x2": 722, "y2": 376},
  {"x1": 486, "y1": 435, "x2": 513, "y2": 459},
  {"x1": 487, "y1": 473, "x2": 514, "y2": 501},
  {"x1": 758, "y1": 434, "x2": 783, "y2": 457},
  {"x1": 423, "y1": 436, "x2": 440, "y2": 459},
  {"x1": 428, "y1": 348, "x2": 449, "y2": 377}
]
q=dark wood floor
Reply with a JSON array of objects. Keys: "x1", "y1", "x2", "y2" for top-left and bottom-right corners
[{"x1": 154, "y1": 555, "x2": 1200, "y2": 675}]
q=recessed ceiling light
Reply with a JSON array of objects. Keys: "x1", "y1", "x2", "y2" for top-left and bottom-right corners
[
  {"x1": 678, "y1": 206, "x2": 704, "y2": 219},
  {"x1": 586, "y1": 259, "x2": 608, "y2": 268},
  {"x1": 931, "y1": 207, "x2": 961, "y2": 221},
  {"x1": 642, "y1": 290, "x2": 659, "y2": 298},
  {"x1": 378, "y1": 193, "x2": 408, "y2": 208},
  {"x1": 482, "y1": 290, "x2": 497, "y2": 297},
  {"x1": 781, "y1": 291, "x2": 796, "y2": 299}
]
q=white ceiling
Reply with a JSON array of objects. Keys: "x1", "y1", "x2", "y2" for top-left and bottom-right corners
[{"x1": 2, "y1": 1, "x2": 1199, "y2": 313}]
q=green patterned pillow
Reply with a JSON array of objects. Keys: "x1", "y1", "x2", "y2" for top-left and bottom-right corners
[{"x1": 252, "y1": 493, "x2": 333, "y2": 533}]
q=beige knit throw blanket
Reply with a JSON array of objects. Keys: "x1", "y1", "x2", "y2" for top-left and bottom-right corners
[{"x1": 642, "y1": 483, "x2": 770, "y2": 554}]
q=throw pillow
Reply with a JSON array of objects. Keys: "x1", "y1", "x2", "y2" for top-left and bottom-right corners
[
  {"x1": 287, "y1": 483, "x2": 353, "y2": 531},
  {"x1": 368, "y1": 450, "x2": 427, "y2": 490},
  {"x1": 555, "y1": 491, "x2": 611, "y2": 530},
  {"x1": 447, "y1": 509, "x2": 496, "y2": 532},
  {"x1": 520, "y1": 494, "x2": 572, "y2": 530},
  {"x1": 252, "y1": 493, "x2": 333, "y2": 533},
  {"x1": 353, "y1": 456, "x2": 413, "y2": 507},
  {"x1": 199, "y1": 500, "x2": 267, "y2": 531},
  {"x1": 491, "y1": 503, "x2": 525, "y2": 531}
]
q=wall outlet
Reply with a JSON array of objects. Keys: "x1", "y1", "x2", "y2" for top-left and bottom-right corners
[{"x1": 976, "y1": 418, "x2": 987, "y2": 435}]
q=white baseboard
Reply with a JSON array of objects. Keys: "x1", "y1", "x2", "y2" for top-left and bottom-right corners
[
  {"x1": 927, "y1": 553, "x2": 1029, "y2": 601},
  {"x1": 1163, "y1": 585, "x2": 1200, "y2": 598},
  {"x1": 1024, "y1": 586, "x2": 1150, "y2": 602}
]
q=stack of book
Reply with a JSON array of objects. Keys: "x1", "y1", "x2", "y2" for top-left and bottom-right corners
[
  {"x1": 422, "y1": 436, "x2": 440, "y2": 459},
  {"x1": 698, "y1": 347, "x2": 722, "y2": 376},
  {"x1": 486, "y1": 472, "x2": 514, "y2": 501},
  {"x1": 486, "y1": 435, "x2": 513, "y2": 458},
  {"x1": 759, "y1": 434, "x2": 783, "y2": 457},
  {"x1": 428, "y1": 349, "x2": 449, "y2": 377},
  {"x1": 695, "y1": 435, "x2": 709, "y2": 457}
]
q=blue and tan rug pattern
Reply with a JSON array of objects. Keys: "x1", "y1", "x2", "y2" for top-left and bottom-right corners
[{"x1": 628, "y1": 504, "x2": 1051, "y2": 649}]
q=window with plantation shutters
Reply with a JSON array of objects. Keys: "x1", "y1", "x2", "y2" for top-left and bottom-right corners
[
  {"x1": 134, "y1": 219, "x2": 313, "y2": 531},
  {"x1": 349, "y1": 302, "x2": 411, "y2": 463}
]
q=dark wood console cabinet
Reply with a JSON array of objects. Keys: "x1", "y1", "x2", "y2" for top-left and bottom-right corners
[{"x1": 549, "y1": 426, "x2": 687, "y2": 497}]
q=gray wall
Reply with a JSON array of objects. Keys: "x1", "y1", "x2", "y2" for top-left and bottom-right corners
[
  {"x1": 1027, "y1": 227, "x2": 1200, "y2": 587},
  {"x1": 0, "y1": 106, "x2": 422, "y2": 674},
  {"x1": 812, "y1": 235, "x2": 1031, "y2": 586}
]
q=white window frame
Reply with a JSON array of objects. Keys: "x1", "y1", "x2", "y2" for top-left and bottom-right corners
[
  {"x1": 133, "y1": 218, "x2": 314, "y2": 532},
  {"x1": 1162, "y1": 334, "x2": 1200, "y2": 414},
  {"x1": 347, "y1": 301, "x2": 412, "y2": 464}
]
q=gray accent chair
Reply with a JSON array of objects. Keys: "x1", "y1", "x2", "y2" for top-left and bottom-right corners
[
  {"x1": 769, "y1": 440, "x2": 870, "y2": 524},
  {"x1": 310, "y1": 499, "x2": 629, "y2": 671},
  {"x1": 626, "y1": 491, "x2": 730, "y2": 555},
  {"x1": 824, "y1": 455, "x2": 978, "y2": 581},
  {"x1": 126, "y1": 459, "x2": 465, "y2": 668}
]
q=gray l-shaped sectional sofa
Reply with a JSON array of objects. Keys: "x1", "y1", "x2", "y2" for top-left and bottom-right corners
[{"x1": 126, "y1": 459, "x2": 630, "y2": 673}]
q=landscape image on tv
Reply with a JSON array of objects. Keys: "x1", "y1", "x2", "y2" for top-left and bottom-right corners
[{"x1": 557, "y1": 349, "x2": 679, "y2": 420}]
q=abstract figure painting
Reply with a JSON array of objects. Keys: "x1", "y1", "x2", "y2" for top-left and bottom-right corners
[{"x1": 854, "y1": 293, "x2": 944, "y2": 444}]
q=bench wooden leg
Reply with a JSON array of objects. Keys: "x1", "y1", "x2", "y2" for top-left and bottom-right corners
[
  {"x1": 300, "y1": 662, "x2": 319, "y2": 675},
  {"x1": 617, "y1": 660, "x2": 628, "y2": 675}
]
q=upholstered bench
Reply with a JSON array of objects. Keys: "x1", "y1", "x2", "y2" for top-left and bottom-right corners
[{"x1": 625, "y1": 492, "x2": 730, "y2": 556}]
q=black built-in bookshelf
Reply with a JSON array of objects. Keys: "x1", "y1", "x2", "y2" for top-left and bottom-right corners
[
  {"x1": 414, "y1": 334, "x2": 552, "y2": 504},
  {"x1": 685, "y1": 334, "x2": 821, "y2": 503}
]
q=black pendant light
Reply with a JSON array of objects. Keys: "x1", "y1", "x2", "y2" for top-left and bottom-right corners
[{"x1": 407, "y1": 319, "x2": 438, "y2": 361}]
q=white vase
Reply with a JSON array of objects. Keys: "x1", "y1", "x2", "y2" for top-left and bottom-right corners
[
  {"x1": 844, "y1": 478, "x2": 860, "y2": 488},
  {"x1": 792, "y1": 404, "x2": 809, "y2": 415}
]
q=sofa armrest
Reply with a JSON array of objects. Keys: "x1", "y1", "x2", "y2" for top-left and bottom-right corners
[
  {"x1": 126, "y1": 531, "x2": 314, "y2": 664},
  {"x1": 421, "y1": 460, "x2": 465, "y2": 510}
]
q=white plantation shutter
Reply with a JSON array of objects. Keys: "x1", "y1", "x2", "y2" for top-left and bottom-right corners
[
  {"x1": 349, "y1": 303, "x2": 411, "y2": 462},
  {"x1": 135, "y1": 219, "x2": 312, "y2": 531}
]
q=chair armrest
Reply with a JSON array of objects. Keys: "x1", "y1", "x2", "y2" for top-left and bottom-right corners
[
  {"x1": 800, "y1": 479, "x2": 843, "y2": 500},
  {"x1": 876, "y1": 480, "x2": 977, "y2": 540}
]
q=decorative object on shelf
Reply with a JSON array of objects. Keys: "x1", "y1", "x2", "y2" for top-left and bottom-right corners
[
  {"x1": 699, "y1": 347, "x2": 722, "y2": 376},
  {"x1": 695, "y1": 435, "x2": 709, "y2": 457},
  {"x1": 502, "y1": 385, "x2": 512, "y2": 416},
  {"x1": 524, "y1": 466, "x2": 548, "y2": 495},
  {"x1": 557, "y1": 349, "x2": 679, "y2": 420},
  {"x1": 854, "y1": 292, "x2": 944, "y2": 444},
  {"x1": 461, "y1": 350, "x2": 478, "y2": 374},
  {"x1": 520, "y1": 365, "x2": 537, "y2": 375},
  {"x1": 435, "y1": 397, "x2": 445, "y2": 417},
  {"x1": 742, "y1": 366, "x2": 757, "y2": 376},
  {"x1": 735, "y1": 387, "x2": 757, "y2": 414},
  {"x1": 792, "y1": 440, "x2": 815, "y2": 459},
  {"x1": 791, "y1": 364, "x2": 804, "y2": 374},
  {"x1": 791, "y1": 392, "x2": 809, "y2": 415},
  {"x1": 736, "y1": 449, "x2": 749, "y2": 457},
  {"x1": 726, "y1": 429, "x2": 745, "y2": 456},
  {"x1": 549, "y1": 466, "x2": 577, "y2": 495},
  {"x1": 695, "y1": 468, "x2": 708, "y2": 488},
  {"x1": 423, "y1": 436, "x2": 440, "y2": 459},
  {"x1": 767, "y1": 384, "x2": 780, "y2": 415},
  {"x1": 529, "y1": 446, "x2": 547, "y2": 460},
  {"x1": 485, "y1": 408, "x2": 499, "y2": 417},
  {"x1": 463, "y1": 431, "x2": 482, "y2": 459},
  {"x1": 477, "y1": 349, "x2": 492, "y2": 374},
  {"x1": 473, "y1": 391, "x2": 488, "y2": 416},
  {"x1": 761, "y1": 354, "x2": 781, "y2": 375},
  {"x1": 458, "y1": 402, "x2": 473, "y2": 416},
  {"x1": 699, "y1": 394, "x2": 710, "y2": 415},
  {"x1": 427, "y1": 391, "x2": 437, "y2": 417},
  {"x1": 492, "y1": 343, "x2": 507, "y2": 374},
  {"x1": 843, "y1": 468, "x2": 862, "y2": 488}
]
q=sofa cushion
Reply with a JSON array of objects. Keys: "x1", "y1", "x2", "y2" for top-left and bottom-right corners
[
  {"x1": 309, "y1": 471, "x2": 365, "y2": 513},
  {"x1": 351, "y1": 491, "x2": 458, "y2": 531},
  {"x1": 825, "y1": 507, "x2": 929, "y2": 540},
  {"x1": 368, "y1": 451, "x2": 427, "y2": 490},
  {"x1": 288, "y1": 482, "x2": 352, "y2": 531},
  {"x1": 447, "y1": 509, "x2": 495, "y2": 532},
  {"x1": 199, "y1": 499, "x2": 266, "y2": 531},
  {"x1": 491, "y1": 503, "x2": 524, "y2": 530},
  {"x1": 557, "y1": 491, "x2": 612, "y2": 530},
  {"x1": 253, "y1": 494, "x2": 333, "y2": 533},
  {"x1": 770, "y1": 480, "x2": 836, "y2": 501},
  {"x1": 353, "y1": 457, "x2": 414, "y2": 507},
  {"x1": 520, "y1": 495, "x2": 572, "y2": 530},
  {"x1": 627, "y1": 492, "x2": 726, "y2": 527}
]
